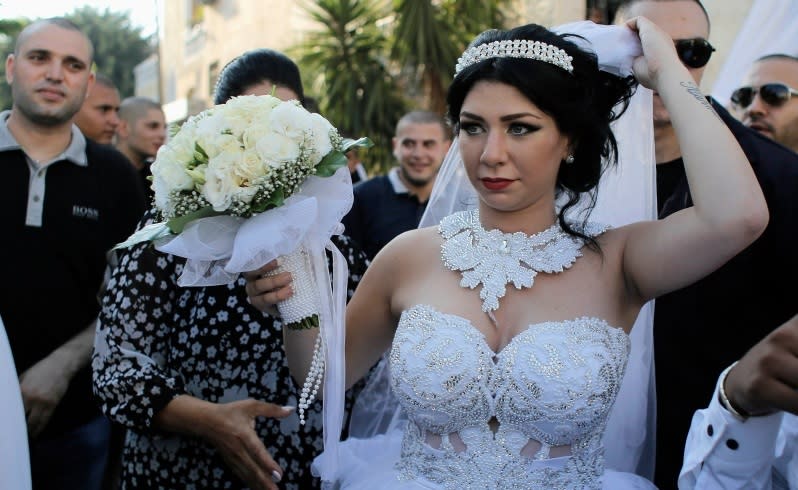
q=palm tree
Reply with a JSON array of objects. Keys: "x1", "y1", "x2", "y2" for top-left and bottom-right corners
[
  {"x1": 390, "y1": 0, "x2": 458, "y2": 114},
  {"x1": 391, "y1": 0, "x2": 511, "y2": 114},
  {"x1": 291, "y1": 0, "x2": 512, "y2": 173},
  {"x1": 292, "y1": 0, "x2": 407, "y2": 173}
]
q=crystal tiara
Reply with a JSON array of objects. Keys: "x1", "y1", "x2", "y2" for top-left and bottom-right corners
[{"x1": 454, "y1": 39, "x2": 574, "y2": 75}]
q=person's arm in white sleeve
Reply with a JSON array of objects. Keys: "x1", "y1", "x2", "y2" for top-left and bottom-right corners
[
  {"x1": 772, "y1": 413, "x2": 798, "y2": 488},
  {"x1": 679, "y1": 369, "x2": 783, "y2": 489},
  {"x1": 679, "y1": 313, "x2": 798, "y2": 489}
]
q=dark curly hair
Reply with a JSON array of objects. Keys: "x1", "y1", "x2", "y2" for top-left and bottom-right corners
[{"x1": 446, "y1": 23, "x2": 637, "y2": 247}]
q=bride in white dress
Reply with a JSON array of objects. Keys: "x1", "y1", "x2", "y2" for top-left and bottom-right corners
[{"x1": 246, "y1": 17, "x2": 768, "y2": 490}]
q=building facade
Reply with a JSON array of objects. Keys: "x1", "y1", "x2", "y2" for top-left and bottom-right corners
[{"x1": 139, "y1": 0, "x2": 755, "y2": 124}]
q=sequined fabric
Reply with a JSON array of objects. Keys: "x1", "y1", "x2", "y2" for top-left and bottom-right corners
[
  {"x1": 389, "y1": 305, "x2": 630, "y2": 489},
  {"x1": 439, "y1": 210, "x2": 610, "y2": 313}
]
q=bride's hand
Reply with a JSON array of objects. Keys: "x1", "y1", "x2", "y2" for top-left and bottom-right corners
[
  {"x1": 243, "y1": 260, "x2": 294, "y2": 315},
  {"x1": 625, "y1": 15, "x2": 687, "y2": 90}
]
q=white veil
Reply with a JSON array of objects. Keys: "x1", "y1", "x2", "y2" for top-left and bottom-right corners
[{"x1": 348, "y1": 20, "x2": 657, "y2": 480}]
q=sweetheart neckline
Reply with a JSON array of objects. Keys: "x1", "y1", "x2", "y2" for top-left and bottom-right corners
[{"x1": 399, "y1": 304, "x2": 629, "y2": 357}]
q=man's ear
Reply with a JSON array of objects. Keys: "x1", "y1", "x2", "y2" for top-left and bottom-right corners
[
  {"x1": 84, "y1": 72, "x2": 96, "y2": 99},
  {"x1": 116, "y1": 120, "x2": 129, "y2": 139},
  {"x1": 5, "y1": 54, "x2": 14, "y2": 85},
  {"x1": 392, "y1": 136, "x2": 402, "y2": 159}
]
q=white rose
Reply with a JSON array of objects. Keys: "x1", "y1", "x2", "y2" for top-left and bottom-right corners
[
  {"x1": 151, "y1": 158, "x2": 196, "y2": 215},
  {"x1": 204, "y1": 133, "x2": 242, "y2": 159},
  {"x1": 236, "y1": 148, "x2": 268, "y2": 183},
  {"x1": 218, "y1": 105, "x2": 252, "y2": 137},
  {"x1": 202, "y1": 152, "x2": 242, "y2": 211},
  {"x1": 269, "y1": 101, "x2": 312, "y2": 141},
  {"x1": 193, "y1": 111, "x2": 229, "y2": 147},
  {"x1": 255, "y1": 132, "x2": 301, "y2": 169},
  {"x1": 242, "y1": 121, "x2": 274, "y2": 150},
  {"x1": 227, "y1": 94, "x2": 280, "y2": 118},
  {"x1": 306, "y1": 113, "x2": 336, "y2": 164},
  {"x1": 151, "y1": 145, "x2": 196, "y2": 191},
  {"x1": 163, "y1": 124, "x2": 198, "y2": 163},
  {"x1": 249, "y1": 94, "x2": 282, "y2": 112}
]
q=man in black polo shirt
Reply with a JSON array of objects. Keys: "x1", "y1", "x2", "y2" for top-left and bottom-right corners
[
  {"x1": 0, "y1": 18, "x2": 146, "y2": 490},
  {"x1": 342, "y1": 110, "x2": 451, "y2": 260}
]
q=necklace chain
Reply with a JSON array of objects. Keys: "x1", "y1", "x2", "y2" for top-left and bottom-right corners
[{"x1": 439, "y1": 210, "x2": 607, "y2": 313}]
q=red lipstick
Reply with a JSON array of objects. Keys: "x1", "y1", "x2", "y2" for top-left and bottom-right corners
[{"x1": 481, "y1": 178, "x2": 513, "y2": 190}]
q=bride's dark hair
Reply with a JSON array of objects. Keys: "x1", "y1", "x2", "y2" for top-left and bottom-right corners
[{"x1": 446, "y1": 23, "x2": 637, "y2": 245}]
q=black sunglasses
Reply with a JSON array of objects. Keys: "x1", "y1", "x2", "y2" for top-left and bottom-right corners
[
  {"x1": 730, "y1": 83, "x2": 798, "y2": 109},
  {"x1": 674, "y1": 38, "x2": 715, "y2": 68}
]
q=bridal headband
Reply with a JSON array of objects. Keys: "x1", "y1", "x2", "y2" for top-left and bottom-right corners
[{"x1": 454, "y1": 39, "x2": 574, "y2": 75}]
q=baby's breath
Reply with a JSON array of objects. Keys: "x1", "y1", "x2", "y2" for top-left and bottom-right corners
[{"x1": 168, "y1": 189, "x2": 211, "y2": 219}]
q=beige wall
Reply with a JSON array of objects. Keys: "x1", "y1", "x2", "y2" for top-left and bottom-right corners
[
  {"x1": 702, "y1": 0, "x2": 755, "y2": 91},
  {"x1": 155, "y1": 0, "x2": 314, "y2": 122},
  {"x1": 148, "y1": 0, "x2": 755, "y2": 122},
  {"x1": 508, "y1": 0, "x2": 586, "y2": 26}
]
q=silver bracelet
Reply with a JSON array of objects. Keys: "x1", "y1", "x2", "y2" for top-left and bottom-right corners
[{"x1": 718, "y1": 361, "x2": 749, "y2": 422}]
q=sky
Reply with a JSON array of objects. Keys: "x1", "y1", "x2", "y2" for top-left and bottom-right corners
[{"x1": 0, "y1": 0, "x2": 159, "y2": 36}]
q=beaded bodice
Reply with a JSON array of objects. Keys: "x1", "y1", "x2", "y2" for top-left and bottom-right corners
[{"x1": 389, "y1": 305, "x2": 630, "y2": 489}]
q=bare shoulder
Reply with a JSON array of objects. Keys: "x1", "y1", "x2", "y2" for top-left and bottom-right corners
[
  {"x1": 370, "y1": 225, "x2": 442, "y2": 272},
  {"x1": 390, "y1": 224, "x2": 441, "y2": 249}
]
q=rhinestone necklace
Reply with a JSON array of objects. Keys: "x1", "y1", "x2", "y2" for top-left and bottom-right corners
[{"x1": 439, "y1": 209, "x2": 607, "y2": 313}]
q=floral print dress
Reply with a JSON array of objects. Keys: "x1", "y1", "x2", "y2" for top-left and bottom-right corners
[{"x1": 92, "y1": 211, "x2": 369, "y2": 489}]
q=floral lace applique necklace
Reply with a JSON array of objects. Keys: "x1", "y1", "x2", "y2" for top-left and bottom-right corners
[{"x1": 439, "y1": 209, "x2": 608, "y2": 315}]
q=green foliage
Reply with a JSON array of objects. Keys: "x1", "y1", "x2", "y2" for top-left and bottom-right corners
[
  {"x1": 391, "y1": 0, "x2": 460, "y2": 113},
  {"x1": 0, "y1": 8, "x2": 152, "y2": 111},
  {"x1": 291, "y1": 0, "x2": 511, "y2": 175},
  {"x1": 66, "y1": 6, "x2": 153, "y2": 98},
  {"x1": 166, "y1": 206, "x2": 221, "y2": 234},
  {"x1": 392, "y1": 0, "x2": 510, "y2": 113},
  {"x1": 292, "y1": 0, "x2": 407, "y2": 174},
  {"x1": 0, "y1": 18, "x2": 28, "y2": 111}
]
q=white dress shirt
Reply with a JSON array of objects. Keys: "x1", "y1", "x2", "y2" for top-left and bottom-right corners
[{"x1": 679, "y1": 370, "x2": 797, "y2": 489}]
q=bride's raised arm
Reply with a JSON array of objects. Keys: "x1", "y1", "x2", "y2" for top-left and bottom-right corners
[{"x1": 619, "y1": 16, "x2": 768, "y2": 302}]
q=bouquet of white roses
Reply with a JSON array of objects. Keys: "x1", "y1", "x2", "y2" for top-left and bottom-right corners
[{"x1": 117, "y1": 94, "x2": 370, "y2": 331}]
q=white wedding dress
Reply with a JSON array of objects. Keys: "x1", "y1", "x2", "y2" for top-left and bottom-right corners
[
  {"x1": 329, "y1": 304, "x2": 656, "y2": 489},
  {"x1": 310, "y1": 23, "x2": 658, "y2": 488}
]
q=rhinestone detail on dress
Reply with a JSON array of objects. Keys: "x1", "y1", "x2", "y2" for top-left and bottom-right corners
[
  {"x1": 390, "y1": 305, "x2": 630, "y2": 489},
  {"x1": 439, "y1": 210, "x2": 609, "y2": 313}
]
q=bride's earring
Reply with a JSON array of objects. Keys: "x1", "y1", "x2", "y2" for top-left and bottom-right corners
[{"x1": 565, "y1": 154, "x2": 575, "y2": 164}]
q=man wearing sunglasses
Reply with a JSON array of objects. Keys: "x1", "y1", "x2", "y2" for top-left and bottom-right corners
[
  {"x1": 732, "y1": 54, "x2": 798, "y2": 153},
  {"x1": 615, "y1": 1, "x2": 798, "y2": 488}
]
